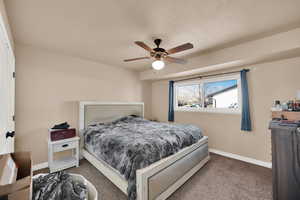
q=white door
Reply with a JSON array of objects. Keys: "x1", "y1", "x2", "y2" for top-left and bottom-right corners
[{"x1": 0, "y1": 18, "x2": 15, "y2": 155}]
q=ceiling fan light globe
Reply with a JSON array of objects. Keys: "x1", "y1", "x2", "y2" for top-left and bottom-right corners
[{"x1": 152, "y1": 60, "x2": 165, "y2": 70}]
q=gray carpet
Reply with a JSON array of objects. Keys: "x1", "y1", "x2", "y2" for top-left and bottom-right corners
[{"x1": 36, "y1": 153, "x2": 272, "y2": 200}]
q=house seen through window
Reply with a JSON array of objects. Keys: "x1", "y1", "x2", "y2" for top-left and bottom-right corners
[{"x1": 175, "y1": 75, "x2": 240, "y2": 113}]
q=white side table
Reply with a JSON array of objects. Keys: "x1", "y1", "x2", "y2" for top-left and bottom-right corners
[{"x1": 48, "y1": 136, "x2": 80, "y2": 173}]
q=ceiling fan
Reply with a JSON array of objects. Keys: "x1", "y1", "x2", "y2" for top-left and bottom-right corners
[{"x1": 124, "y1": 39, "x2": 194, "y2": 70}]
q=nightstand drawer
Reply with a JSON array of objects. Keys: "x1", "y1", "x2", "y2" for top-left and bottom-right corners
[{"x1": 53, "y1": 141, "x2": 77, "y2": 152}]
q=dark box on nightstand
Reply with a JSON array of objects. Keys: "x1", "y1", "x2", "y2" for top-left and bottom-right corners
[{"x1": 49, "y1": 128, "x2": 76, "y2": 141}]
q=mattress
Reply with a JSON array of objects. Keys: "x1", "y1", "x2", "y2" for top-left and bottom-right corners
[{"x1": 83, "y1": 116, "x2": 203, "y2": 200}]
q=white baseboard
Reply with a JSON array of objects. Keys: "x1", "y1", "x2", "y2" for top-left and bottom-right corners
[
  {"x1": 32, "y1": 150, "x2": 271, "y2": 171},
  {"x1": 209, "y1": 149, "x2": 272, "y2": 169},
  {"x1": 32, "y1": 162, "x2": 48, "y2": 171}
]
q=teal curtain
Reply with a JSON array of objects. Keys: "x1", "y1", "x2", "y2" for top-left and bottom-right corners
[
  {"x1": 168, "y1": 81, "x2": 175, "y2": 122},
  {"x1": 240, "y1": 69, "x2": 251, "y2": 131}
]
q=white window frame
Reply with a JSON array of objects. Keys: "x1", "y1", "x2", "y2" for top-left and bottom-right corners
[{"x1": 174, "y1": 74, "x2": 242, "y2": 114}]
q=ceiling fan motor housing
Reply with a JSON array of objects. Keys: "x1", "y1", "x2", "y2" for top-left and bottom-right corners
[
  {"x1": 151, "y1": 50, "x2": 167, "y2": 60},
  {"x1": 154, "y1": 38, "x2": 162, "y2": 47},
  {"x1": 152, "y1": 39, "x2": 167, "y2": 60},
  {"x1": 153, "y1": 47, "x2": 166, "y2": 52}
]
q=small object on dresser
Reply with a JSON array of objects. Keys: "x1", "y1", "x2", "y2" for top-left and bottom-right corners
[
  {"x1": 49, "y1": 128, "x2": 76, "y2": 141},
  {"x1": 287, "y1": 100, "x2": 293, "y2": 111},
  {"x1": 294, "y1": 100, "x2": 300, "y2": 111},
  {"x1": 281, "y1": 102, "x2": 288, "y2": 111},
  {"x1": 271, "y1": 100, "x2": 282, "y2": 111}
]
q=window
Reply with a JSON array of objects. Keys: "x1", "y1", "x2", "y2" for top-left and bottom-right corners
[
  {"x1": 176, "y1": 84, "x2": 202, "y2": 108},
  {"x1": 174, "y1": 75, "x2": 241, "y2": 113}
]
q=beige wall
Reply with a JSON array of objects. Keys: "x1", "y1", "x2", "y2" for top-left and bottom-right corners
[
  {"x1": 15, "y1": 44, "x2": 150, "y2": 164},
  {"x1": 141, "y1": 81, "x2": 152, "y2": 119},
  {"x1": 151, "y1": 57, "x2": 300, "y2": 162}
]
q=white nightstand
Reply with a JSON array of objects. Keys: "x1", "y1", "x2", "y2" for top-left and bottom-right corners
[{"x1": 48, "y1": 136, "x2": 80, "y2": 173}]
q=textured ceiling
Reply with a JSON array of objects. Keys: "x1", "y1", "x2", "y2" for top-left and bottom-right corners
[{"x1": 5, "y1": 0, "x2": 300, "y2": 71}]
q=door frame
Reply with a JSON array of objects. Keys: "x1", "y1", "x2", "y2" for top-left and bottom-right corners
[{"x1": 0, "y1": 11, "x2": 15, "y2": 154}]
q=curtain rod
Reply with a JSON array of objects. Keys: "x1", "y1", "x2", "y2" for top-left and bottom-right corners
[{"x1": 173, "y1": 69, "x2": 250, "y2": 83}]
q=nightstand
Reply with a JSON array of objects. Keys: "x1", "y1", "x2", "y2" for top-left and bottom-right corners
[{"x1": 48, "y1": 136, "x2": 80, "y2": 173}]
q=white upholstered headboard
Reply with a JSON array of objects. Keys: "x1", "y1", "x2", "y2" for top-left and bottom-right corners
[
  {"x1": 79, "y1": 101, "x2": 144, "y2": 132},
  {"x1": 79, "y1": 101, "x2": 144, "y2": 150},
  {"x1": 78, "y1": 101, "x2": 144, "y2": 156}
]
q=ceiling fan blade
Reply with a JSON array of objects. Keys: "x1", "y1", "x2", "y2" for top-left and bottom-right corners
[
  {"x1": 167, "y1": 43, "x2": 194, "y2": 55},
  {"x1": 124, "y1": 57, "x2": 150, "y2": 62},
  {"x1": 134, "y1": 41, "x2": 153, "y2": 52},
  {"x1": 164, "y1": 56, "x2": 187, "y2": 64}
]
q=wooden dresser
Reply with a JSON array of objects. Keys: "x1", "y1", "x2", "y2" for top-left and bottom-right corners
[
  {"x1": 271, "y1": 111, "x2": 300, "y2": 121},
  {"x1": 270, "y1": 111, "x2": 300, "y2": 200}
]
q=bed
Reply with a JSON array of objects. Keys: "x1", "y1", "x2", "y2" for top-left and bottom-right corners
[{"x1": 79, "y1": 102, "x2": 209, "y2": 200}]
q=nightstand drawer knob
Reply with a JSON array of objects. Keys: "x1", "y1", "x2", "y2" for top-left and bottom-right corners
[{"x1": 62, "y1": 144, "x2": 69, "y2": 148}]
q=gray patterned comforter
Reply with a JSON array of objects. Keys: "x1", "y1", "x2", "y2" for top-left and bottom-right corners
[
  {"x1": 33, "y1": 172, "x2": 87, "y2": 200},
  {"x1": 83, "y1": 116, "x2": 203, "y2": 200}
]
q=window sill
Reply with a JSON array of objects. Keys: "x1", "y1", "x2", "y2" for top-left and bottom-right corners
[{"x1": 174, "y1": 108, "x2": 241, "y2": 115}]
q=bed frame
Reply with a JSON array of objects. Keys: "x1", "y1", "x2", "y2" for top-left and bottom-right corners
[{"x1": 79, "y1": 101, "x2": 210, "y2": 200}]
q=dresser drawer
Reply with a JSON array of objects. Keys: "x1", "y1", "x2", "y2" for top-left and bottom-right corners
[{"x1": 53, "y1": 141, "x2": 77, "y2": 152}]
